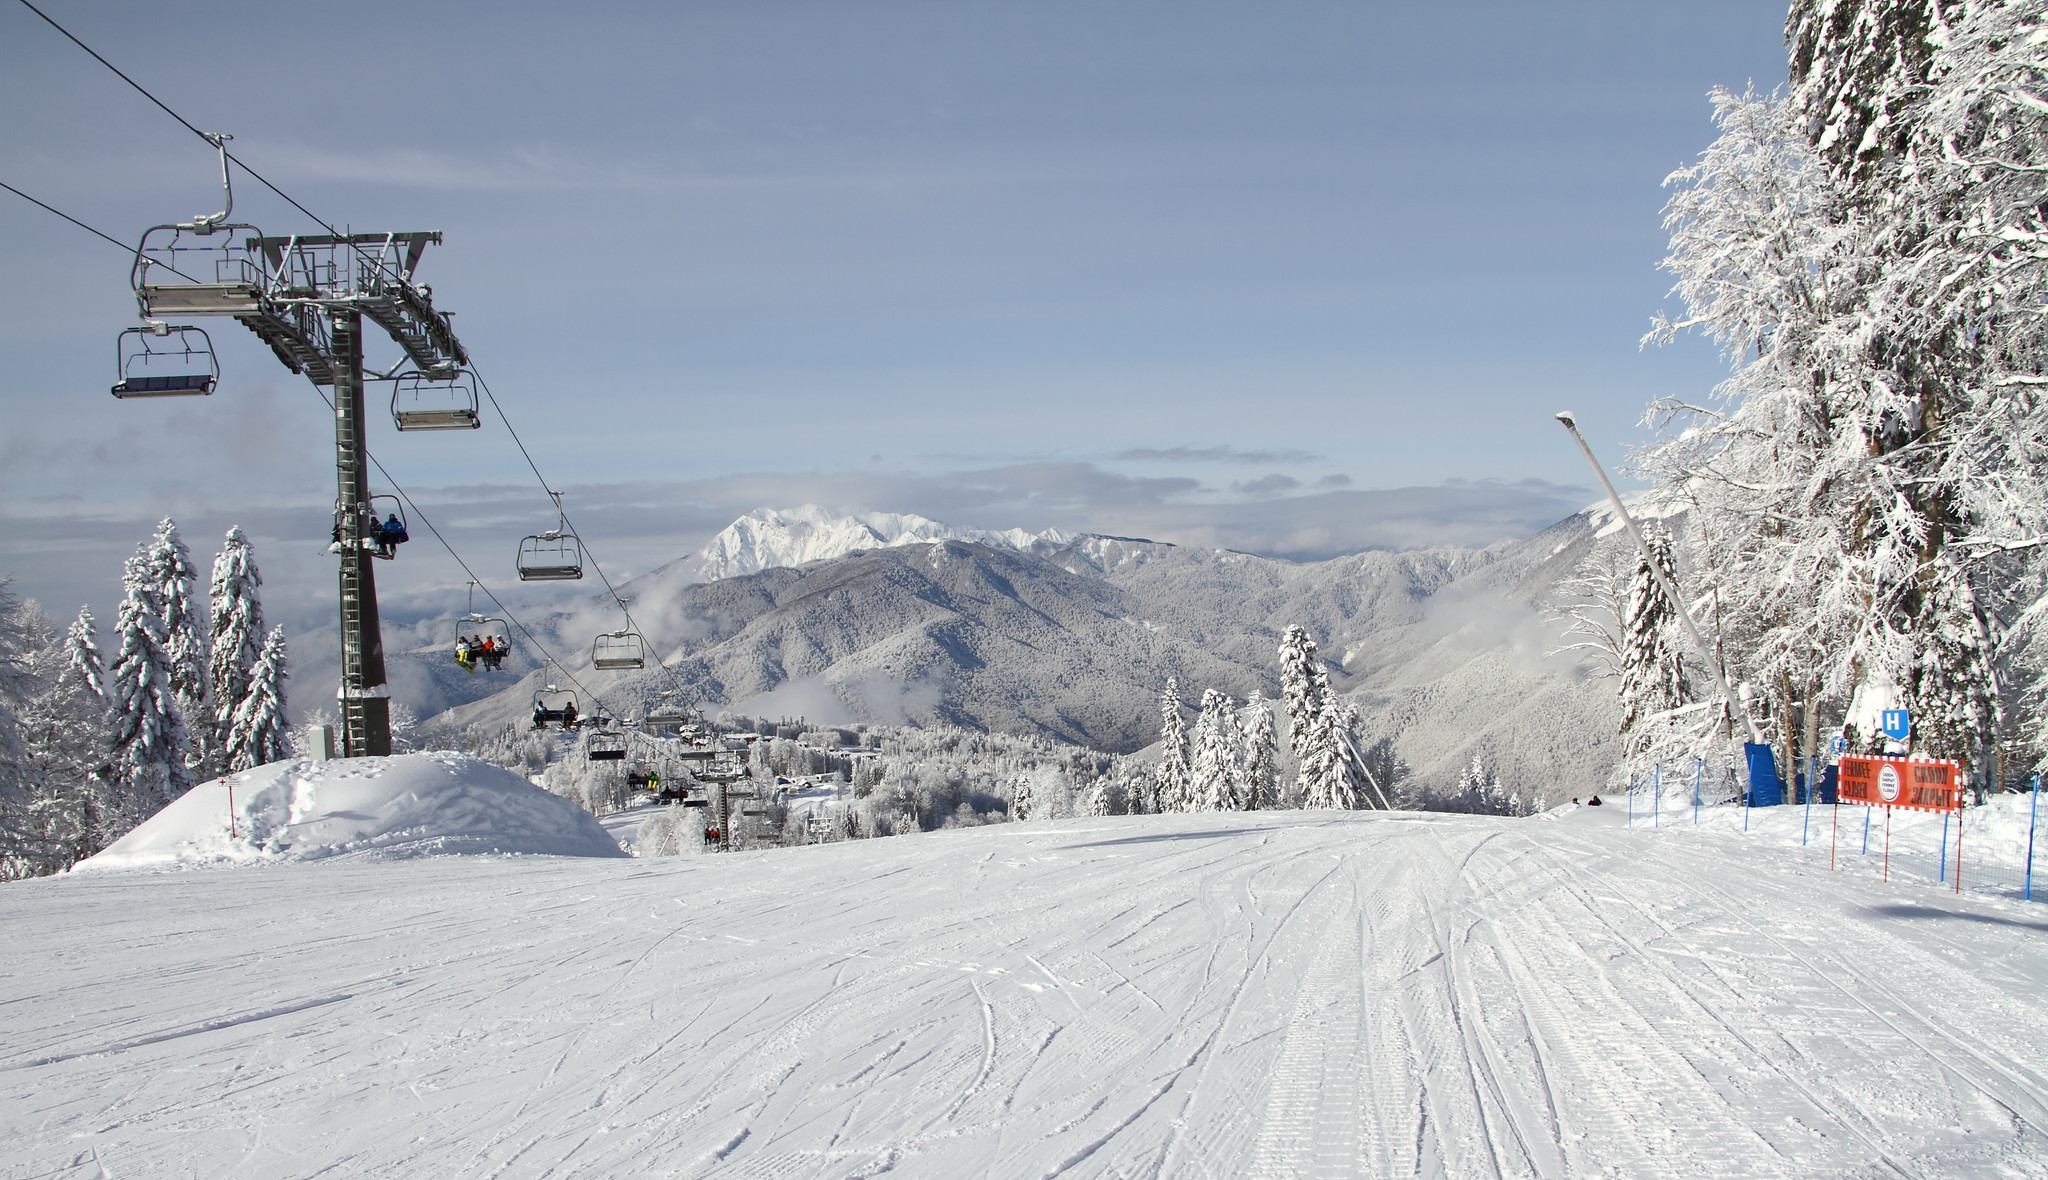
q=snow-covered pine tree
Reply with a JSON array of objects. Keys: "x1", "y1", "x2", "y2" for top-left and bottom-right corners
[
  {"x1": 0, "y1": 580, "x2": 40, "y2": 877},
  {"x1": 1239, "y1": 690, "x2": 1277, "y2": 810},
  {"x1": 106, "y1": 554, "x2": 192, "y2": 809},
  {"x1": 1280, "y1": 626, "x2": 1356, "y2": 808},
  {"x1": 207, "y1": 526, "x2": 264, "y2": 753},
  {"x1": 1156, "y1": 677, "x2": 1191, "y2": 813},
  {"x1": 146, "y1": 519, "x2": 215, "y2": 777},
  {"x1": 224, "y1": 625, "x2": 291, "y2": 772},
  {"x1": 1299, "y1": 703, "x2": 1356, "y2": 810},
  {"x1": 1278, "y1": 625, "x2": 1328, "y2": 771},
  {"x1": 1617, "y1": 526, "x2": 1694, "y2": 759},
  {"x1": 1189, "y1": 689, "x2": 1245, "y2": 811},
  {"x1": 13, "y1": 606, "x2": 119, "y2": 874}
]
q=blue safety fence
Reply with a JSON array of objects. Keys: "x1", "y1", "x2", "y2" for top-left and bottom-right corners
[{"x1": 1623, "y1": 764, "x2": 2045, "y2": 903}]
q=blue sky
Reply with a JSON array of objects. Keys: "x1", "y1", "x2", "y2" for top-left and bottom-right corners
[{"x1": 1, "y1": 0, "x2": 1791, "y2": 630}]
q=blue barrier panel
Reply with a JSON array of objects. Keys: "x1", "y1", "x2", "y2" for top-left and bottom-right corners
[{"x1": 1745, "y1": 742, "x2": 1784, "y2": 808}]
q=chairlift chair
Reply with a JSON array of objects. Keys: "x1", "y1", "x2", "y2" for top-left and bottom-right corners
[
  {"x1": 390, "y1": 369, "x2": 481, "y2": 431},
  {"x1": 112, "y1": 325, "x2": 219, "y2": 398},
  {"x1": 586, "y1": 730, "x2": 628, "y2": 763},
  {"x1": 364, "y1": 495, "x2": 406, "y2": 561},
  {"x1": 516, "y1": 492, "x2": 584, "y2": 581},
  {"x1": 532, "y1": 689, "x2": 579, "y2": 729},
  {"x1": 591, "y1": 630, "x2": 646, "y2": 671}
]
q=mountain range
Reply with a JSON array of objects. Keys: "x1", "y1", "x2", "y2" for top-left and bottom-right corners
[{"x1": 399, "y1": 504, "x2": 1624, "y2": 797}]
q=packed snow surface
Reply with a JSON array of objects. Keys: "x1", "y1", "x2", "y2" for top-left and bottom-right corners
[
  {"x1": 8, "y1": 806, "x2": 2048, "y2": 1177},
  {"x1": 74, "y1": 753, "x2": 628, "y2": 869}
]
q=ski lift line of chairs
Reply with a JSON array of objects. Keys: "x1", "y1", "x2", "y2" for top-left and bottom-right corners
[
  {"x1": 112, "y1": 325, "x2": 219, "y2": 398},
  {"x1": 390, "y1": 369, "x2": 481, "y2": 431},
  {"x1": 591, "y1": 630, "x2": 646, "y2": 671}
]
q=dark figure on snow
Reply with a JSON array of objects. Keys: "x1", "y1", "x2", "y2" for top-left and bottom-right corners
[
  {"x1": 1586, "y1": 795, "x2": 1603, "y2": 807},
  {"x1": 376, "y1": 513, "x2": 409, "y2": 558}
]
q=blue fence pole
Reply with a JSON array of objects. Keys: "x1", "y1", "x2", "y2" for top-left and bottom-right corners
[
  {"x1": 1939, "y1": 811, "x2": 1950, "y2": 884},
  {"x1": 1862, "y1": 805, "x2": 1871, "y2": 855},
  {"x1": 1693, "y1": 758, "x2": 1702, "y2": 826},
  {"x1": 1802, "y1": 755, "x2": 1815, "y2": 846},
  {"x1": 1654, "y1": 764, "x2": 1662, "y2": 828},
  {"x1": 2026, "y1": 773, "x2": 2039, "y2": 902}
]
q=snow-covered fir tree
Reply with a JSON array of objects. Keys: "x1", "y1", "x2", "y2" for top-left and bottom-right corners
[
  {"x1": 1155, "y1": 677, "x2": 1190, "y2": 813},
  {"x1": 1189, "y1": 689, "x2": 1244, "y2": 811},
  {"x1": 12, "y1": 605, "x2": 120, "y2": 875},
  {"x1": 0, "y1": 580, "x2": 39, "y2": 876},
  {"x1": 145, "y1": 519, "x2": 215, "y2": 777},
  {"x1": 207, "y1": 526, "x2": 264, "y2": 754},
  {"x1": 1278, "y1": 625, "x2": 1327, "y2": 769},
  {"x1": 224, "y1": 626, "x2": 290, "y2": 772},
  {"x1": 1239, "y1": 690, "x2": 1277, "y2": 810},
  {"x1": 106, "y1": 554, "x2": 192, "y2": 808},
  {"x1": 1617, "y1": 527, "x2": 1694, "y2": 759},
  {"x1": 1279, "y1": 625, "x2": 1361, "y2": 809}
]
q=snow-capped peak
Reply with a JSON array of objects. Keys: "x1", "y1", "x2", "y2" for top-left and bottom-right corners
[{"x1": 689, "y1": 505, "x2": 1074, "y2": 581}]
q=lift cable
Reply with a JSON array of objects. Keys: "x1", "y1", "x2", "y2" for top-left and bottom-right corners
[
  {"x1": 0, "y1": 185, "x2": 620, "y2": 724},
  {"x1": 18, "y1": 4, "x2": 682, "y2": 724},
  {"x1": 1, "y1": 179, "x2": 202, "y2": 282},
  {"x1": 336, "y1": 404, "x2": 623, "y2": 724},
  {"x1": 16, "y1": 0, "x2": 418, "y2": 292},
  {"x1": 471, "y1": 363, "x2": 700, "y2": 714}
]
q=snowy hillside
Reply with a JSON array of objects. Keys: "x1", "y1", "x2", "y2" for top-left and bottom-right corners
[
  {"x1": 690, "y1": 505, "x2": 1075, "y2": 581},
  {"x1": 7, "y1": 806, "x2": 2046, "y2": 1177},
  {"x1": 76, "y1": 753, "x2": 626, "y2": 869},
  {"x1": 430, "y1": 509, "x2": 1622, "y2": 796}
]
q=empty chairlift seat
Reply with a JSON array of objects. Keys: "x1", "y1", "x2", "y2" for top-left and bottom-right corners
[
  {"x1": 390, "y1": 370, "x2": 481, "y2": 431},
  {"x1": 591, "y1": 630, "x2": 646, "y2": 670},
  {"x1": 111, "y1": 325, "x2": 219, "y2": 398},
  {"x1": 517, "y1": 531, "x2": 584, "y2": 581},
  {"x1": 586, "y1": 731, "x2": 628, "y2": 762}
]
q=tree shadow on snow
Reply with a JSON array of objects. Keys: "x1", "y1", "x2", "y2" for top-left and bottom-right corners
[{"x1": 1867, "y1": 902, "x2": 2048, "y2": 933}]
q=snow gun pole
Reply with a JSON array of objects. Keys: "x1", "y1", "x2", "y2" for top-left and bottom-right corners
[{"x1": 1554, "y1": 412, "x2": 1765, "y2": 746}]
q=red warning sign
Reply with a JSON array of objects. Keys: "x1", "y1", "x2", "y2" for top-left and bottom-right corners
[{"x1": 1836, "y1": 754, "x2": 1962, "y2": 812}]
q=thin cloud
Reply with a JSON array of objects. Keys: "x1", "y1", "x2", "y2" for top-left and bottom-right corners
[{"x1": 1114, "y1": 446, "x2": 1325, "y2": 465}]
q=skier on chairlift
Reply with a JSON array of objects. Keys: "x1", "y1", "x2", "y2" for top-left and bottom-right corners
[
  {"x1": 455, "y1": 635, "x2": 475, "y2": 673},
  {"x1": 375, "y1": 513, "x2": 409, "y2": 558}
]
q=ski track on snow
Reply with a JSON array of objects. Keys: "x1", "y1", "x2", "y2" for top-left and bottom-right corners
[{"x1": 5, "y1": 809, "x2": 2048, "y2": 1178}]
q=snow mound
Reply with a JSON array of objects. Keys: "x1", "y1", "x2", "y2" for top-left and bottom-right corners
[{"x1": 76, "y1": 753, "x2": 628, "y2": 871}]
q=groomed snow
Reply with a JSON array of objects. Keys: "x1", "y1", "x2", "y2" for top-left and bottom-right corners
[
  {"x1": 73, "y1": 753, "x2": 628, "y2": 870},
  {"x1": 7, "y1": 806, "x2": 2048, "y2": 1177}
]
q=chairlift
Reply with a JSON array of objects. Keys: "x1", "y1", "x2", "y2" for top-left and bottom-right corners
[
  {"x1": 364, "y1": 494, "x2": 406, "y2": 561},
  {"x1": 390, "y1": 369, "x2": 481, "y2": 431},
  {"x1": 591, "y1": 630, "x2": 646, "y2": 671},
  {"x1": 453, "y1": 580, "x2": 511, "y2": 669},
  {"x1": 112, "y1": 325, "x2": 219, "y2": 398},
  {"x1": 532, "y1": 689, "x2": 579, "y2": 729},
  {"x1": 516, "y1": 492, "x2": 584, "y2": 581},
  {"x1": 586, "y1": 730, "x2": 628, "y2": 763},
  {"x1": 125, "y1": 134, "x2": 271, "y2": 321}
]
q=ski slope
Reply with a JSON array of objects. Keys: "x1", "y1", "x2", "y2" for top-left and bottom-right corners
[{"x1": 5, "y1": 804, "x2": 2047, "y2": 1178}]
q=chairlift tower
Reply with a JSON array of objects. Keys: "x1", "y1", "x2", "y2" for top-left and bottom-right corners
[{"x1": 122, "y1": 139, "x2": 470, "y2": 757}]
